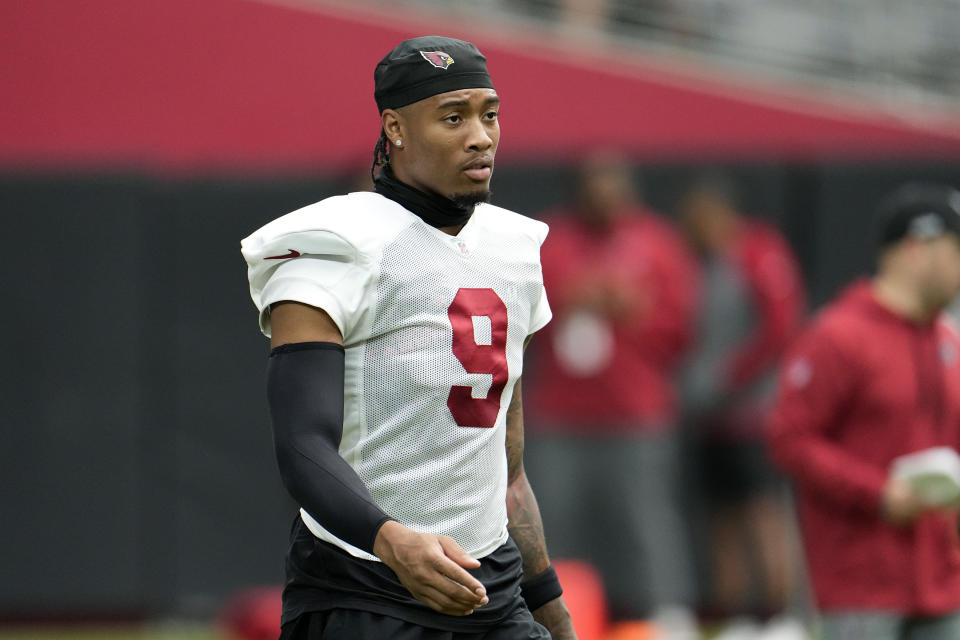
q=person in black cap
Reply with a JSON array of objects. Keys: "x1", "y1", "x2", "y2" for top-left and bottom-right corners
[
  {"x1": 766, "y1": 183, "x2": 960, "y2": 640},
  {"x1": 241, "y1": 36, "x2": 576, "y2": 639}
]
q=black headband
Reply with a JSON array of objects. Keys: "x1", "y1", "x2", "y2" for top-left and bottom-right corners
[{"x1": 374, "y1": 36, "x2": 495, "y2": 112}]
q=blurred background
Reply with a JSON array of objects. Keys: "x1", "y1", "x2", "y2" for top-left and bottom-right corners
[{"x1": 2, "y1": 0, "x2": 959, "y2": 638}]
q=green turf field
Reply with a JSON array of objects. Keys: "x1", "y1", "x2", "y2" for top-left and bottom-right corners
[{"x1": 0, "y1": 626, "x2": 218, "y2": 640}]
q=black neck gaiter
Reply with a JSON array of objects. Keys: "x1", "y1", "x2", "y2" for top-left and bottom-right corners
[{"x1": 374, "y1": 165, "x2": 475, "y2": 229}]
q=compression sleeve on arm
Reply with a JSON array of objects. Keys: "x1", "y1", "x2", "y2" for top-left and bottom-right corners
[{"x1": 267, "y1": 342, "x2": 392, "y2": 554}]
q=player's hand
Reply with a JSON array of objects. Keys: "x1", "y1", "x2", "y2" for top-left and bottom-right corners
[
  {"x1": 881, "y1": 477, "x2": 927, "y2": 526},
  {"x1": 373, "y1": 520, "x2": 489, "y2": 616}
]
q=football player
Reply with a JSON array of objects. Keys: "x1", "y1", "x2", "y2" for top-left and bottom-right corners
[{"x1": 241, "y1": 36, "x2": 576, "y2": 640}]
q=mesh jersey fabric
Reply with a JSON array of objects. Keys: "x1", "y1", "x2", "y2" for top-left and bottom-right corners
[{"x1": 242, "y1": 192, "x2": 551, "y2": 561}]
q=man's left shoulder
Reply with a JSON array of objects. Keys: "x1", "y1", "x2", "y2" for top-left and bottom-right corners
[{"x1": 473, "y1": 203, "x2": 549, "y2": 246}]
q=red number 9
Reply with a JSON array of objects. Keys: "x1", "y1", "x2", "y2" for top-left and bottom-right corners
[{"x1": 447, "y1": 288, "x2": 509, "y2": 428}]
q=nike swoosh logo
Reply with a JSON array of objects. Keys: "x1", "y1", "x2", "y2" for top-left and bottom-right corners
[{"x1": 265, "y1": 249, "x2": 301, "y2": 260}]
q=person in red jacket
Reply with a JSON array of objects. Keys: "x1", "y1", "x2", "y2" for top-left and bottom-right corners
[
  {"x1": 525, "y1": 151, "x2": 700, "y2": 631},
  {"x1": 677, "y1": 173, "x2": 806, "y2": 636},
  {"x1": 767, "y1": 183, "x2": 960, "y2": 640}
]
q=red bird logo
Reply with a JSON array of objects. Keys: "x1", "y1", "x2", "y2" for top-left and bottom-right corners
[{"x1": 420, "y1": 51, "x2": 455, "y2": 69}]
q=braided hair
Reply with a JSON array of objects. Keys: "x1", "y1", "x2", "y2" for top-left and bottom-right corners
[{"x1": 370, "y1": 129, "x2": 390, "y2": 183}]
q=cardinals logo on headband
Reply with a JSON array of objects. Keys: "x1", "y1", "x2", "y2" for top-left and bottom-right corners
[{"x1": 420, "y1": 51, "x2": 455, "y2": 69}]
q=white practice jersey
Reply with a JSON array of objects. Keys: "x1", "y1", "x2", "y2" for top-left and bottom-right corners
[{"x1": 241, "y1": 192, "x2": 551, "y2": 561}]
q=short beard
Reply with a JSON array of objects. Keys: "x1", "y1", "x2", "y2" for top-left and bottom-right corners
[{"x1": 451, "y1": 189, "x2": 492, "y2": 209}]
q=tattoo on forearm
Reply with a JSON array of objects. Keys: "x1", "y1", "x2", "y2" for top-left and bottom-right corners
[
  {"x1": 507, "y1": 474, "x2": 551, "y2": 577},
  {"x1": 505, "y1": 378, "x2": 551, "y2": 577},
  {"x1": 505, "y1": 382, "x2": 524, "y2": 480}
]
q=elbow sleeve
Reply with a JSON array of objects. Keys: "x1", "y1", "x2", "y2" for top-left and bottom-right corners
[{"x1": 266, "y1": 342, "x2": 391, "y2": 553}]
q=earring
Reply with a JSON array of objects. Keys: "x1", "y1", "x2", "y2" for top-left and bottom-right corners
[{"x1": 395, "y1": 140, "x2": 403, "y2": 147}]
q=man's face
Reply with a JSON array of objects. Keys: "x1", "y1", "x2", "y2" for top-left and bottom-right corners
[
  {"x1": 386, "y1": 88, "x2": 500, "y2": 202},
  {"x1": 923, "y1": 234, "x2": 960, "y2": 309},
  {"x1": 678, "y1": 191, "x2": 731, "y2": 255},
  {"x1": 575, "y1": 154, "x2": 635, "y2": 228}
]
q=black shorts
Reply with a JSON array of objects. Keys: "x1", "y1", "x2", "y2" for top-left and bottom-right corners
[
  {"x1": 696, "y1": 439, "x2": 783, "y2": 505},
  {"x1": 279, "y1": 606, "x2": 550, "y2": 640},
  {"x1": 280, "y1": 515, "x2": 546, "y2": 637}
]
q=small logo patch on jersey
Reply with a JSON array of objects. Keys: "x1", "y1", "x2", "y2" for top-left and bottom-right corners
[
  {"x1": 941, "y1": 341, "x2": 957, "y2": 365},
  {"x1": 420, "y1": 51, "x2": 454, "y2": 69},
  {"x1": 786, "y1": 357, "x2": 812, "y2": 388},
  {"x1": 265, "y1": 249, "x2": 301, "y2": 260}
]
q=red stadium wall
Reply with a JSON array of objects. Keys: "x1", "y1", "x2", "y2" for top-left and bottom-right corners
[{"x1": 3, "y1": 0, "x2": 960, "y2": 174}]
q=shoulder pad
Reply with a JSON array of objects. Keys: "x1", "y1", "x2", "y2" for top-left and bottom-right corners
[{"x1": 241, "y1": 192, "x2": 413, "y2": 263}]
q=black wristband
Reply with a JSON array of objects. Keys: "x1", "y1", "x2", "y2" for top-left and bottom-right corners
[{"x1": 520, "y1": 565, "x2": 563, "y2": 611}]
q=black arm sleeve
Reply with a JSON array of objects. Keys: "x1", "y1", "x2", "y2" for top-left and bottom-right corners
[{"x1": 267, "y1": 342, "x2": 392, "y2": 553}]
